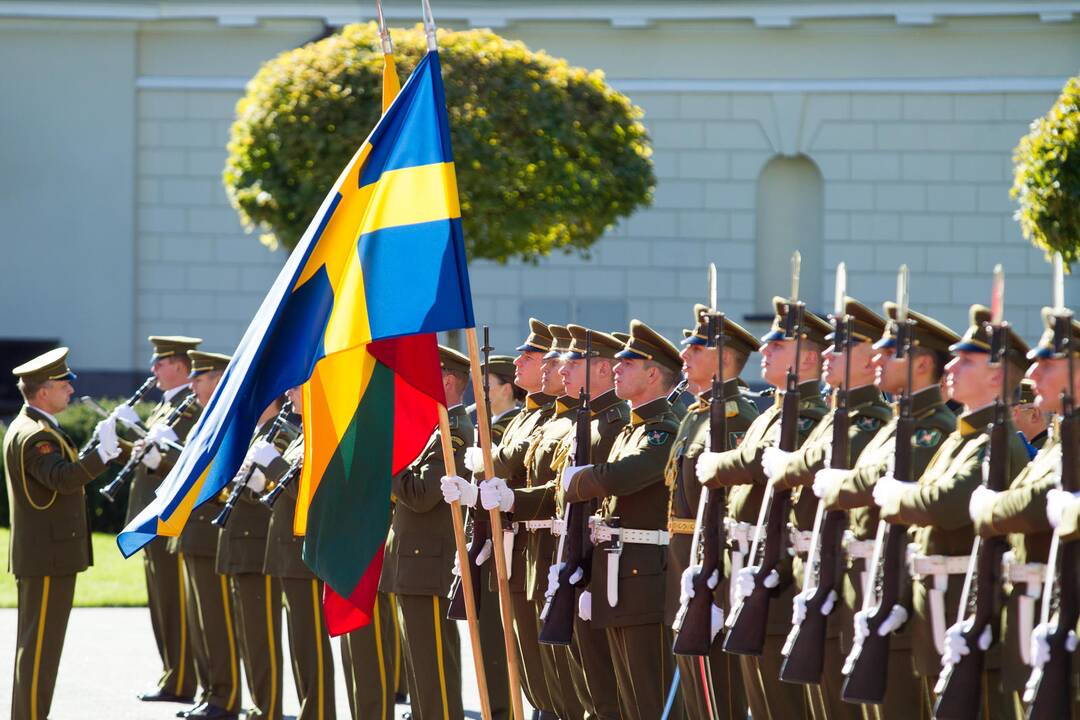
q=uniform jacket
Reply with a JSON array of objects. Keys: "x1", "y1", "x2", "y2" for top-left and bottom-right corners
[
  {"x1": 380, "y1": 404, "x2": 472, "y2": 597},
  {"x1": 469, "y1": 403, "x2": 519, "y2": 593},
  {"x1": 566, "y1": 396, "x2": 680, "y2": 629},
  {"x1": 262, "y1": 434, "x2": 312, "y2": 579},
  {"x1": 3, "y1": 405, "x2": 107, "y2": 576},
  {"x1": 166, "y1": 405, "x2": 225, "y2": 558},
  {"x1": 124, "y1": 388, "x2": 199, "y2": 526},
  {"x1": 216, "y1": 417, "x2": 298, "y2": 575}
]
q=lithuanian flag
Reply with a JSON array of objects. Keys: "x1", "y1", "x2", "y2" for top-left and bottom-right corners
[{"x1": 117, "y1": 44, "x2": 475, "y2": 599}]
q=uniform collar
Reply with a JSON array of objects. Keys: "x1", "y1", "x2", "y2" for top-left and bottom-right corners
[
  {"x1": 163, "y1": 383, "x2": 190, "y2": 403},
  {"x1": 895, "y1": 385, "x2": 946, "y2": 418},
  {"x1": 26, "y1": 404, "x2": 59, "y2": 428},
  {"x1": 589, "y1": 388, "x2": 622, "y2": 415},
  {"x1": 630, "y1": 396, "x2": 670, "y2": 426},
  {"x1": 957, "y1": 403, "x2": 997, "y2": 437},
  {"x1": 526, "y1": 392, "x2": 554, "y2": 411},
  {"x1": 843, "y1": 383, "x2": 885, "y2": 409},
  {"x1": 554, "y1": 395, "x2": 580, "y2": 417},
  {"x1": 447, "y1": 403, "x2": 467, "y2": 418},
  {"x1": 774, "y1": 379, "x2": 822, "y2": 407},
  {"x1": 493, "y1": 405, "x2": 519, "y2": 424}
]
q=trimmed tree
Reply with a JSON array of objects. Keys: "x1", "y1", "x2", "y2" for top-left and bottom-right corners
[
  {"x1": 1012, "y1": 75, "x2": 1080, "y2": 267},
  {"x1": 224, "y1": 23, "x2": 655, "y2": 263}
]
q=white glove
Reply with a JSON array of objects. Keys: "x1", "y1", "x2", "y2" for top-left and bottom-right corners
[
  {"x1": 110, "y1": 404, "x2": 142, "y2": 427},
  {"x1": 140, "y1": 442, "x2": 163, "y2": 470},
  {"x1": 790, "y1": 588, "x2": 838, "y2": 626},
  {"x1": 250, "y1": 439, "x2": 280, "y2": 468},
  {"x1": 562, "y1": 464, "x2": 591, "y2": 492},
  {"x1": 578, "y1": 590, "x2": 593, "y2": 621},
  {"x1": 813, "y1": 468, "x2": 846, "y2": 499},
  {"x1": 679, "y1": 564, "x2": 719, "y2": 606},
  {"x1": 147, "y1": 423, "x2": 178, "y2": 447},
  {"x1": 479, "y1": 477, "x2": 514, "y2": 511},
  {"x1": 762, "y1": 447, "x2": 792, "y2": 480},
  {"x1": 246, "y1": 467, "x2": 267, "y2": 493},
  {"x1": 735, "y1": 566, "x2": 778, "y2": 601},
  {"x1": 1046, "y1": 488, "x2": 1080, "y2": 529},
  {"x1": 696, "y1": 451, "x2": 723, "y2": 485},
  {"x1": 474, "y1": 539, "x2": 492, "y2": 566},
  {"x1": 710, "y1": 604, "x2": 725, "y2": 641},
  {"x1": 873, "y1": 474, "x2": 905, "y2": 510},
  {"x1": 441, "y1": 475, "x2": 478, "y2": 507},
  {"x1": 464, "y1": 446, "x2": 485, "y2": 474},
  {"x1": 1029, "y1": 622, "x2": 1079, "y2": 669},
  {"x1": 879, "y1": 604, "x2": 909, "y2": 635},
  {"x1": 968, "y1": 486, "x2": 999, "y2": 523},
  {"x1": 546, "y1": 562, "x2": 564, "y2": 598},
  {"x1": 95, "y1": 419, "x2": 120, "y2": 462}
]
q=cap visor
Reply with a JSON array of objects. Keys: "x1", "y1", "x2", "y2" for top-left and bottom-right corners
[
  {"x1": 872, "y1": 337, "x2": 897, "y2": 351},
  {"x1": 948, "y1": 341, "x2": 990, "y2": 354},
  {"x1": 680, "y1": 335, "x2": 707, "y2": 347},
  {"x1": 614, "y1": 348, "x2": 649, "y2": 361},
  {"x1": 759, "y1": 329, "x2": 785, "y2": 343}
]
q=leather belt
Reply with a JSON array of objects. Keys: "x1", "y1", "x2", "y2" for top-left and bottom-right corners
[
  {"x1": 909, "y1": 553, "x2": 970, "y2": 578},
  {"x1": 1003, "y1": 551, "x2": 1045, "y2": 665},
  {"x1": 592, "y1": 526, "x2": 670, "y2": 546},
  {"x1": 667, "y1": 517, "x2": 696, "y2": 535},
  {"x1": 909, "y1": 552, "x2": 970, "y2": 656},
  {"x1": 523, "y1": 520, "x2": 553, "y2": 532},
  {"x1": 1002, "y1": 552, "x2": 1046, "y2": 588}
]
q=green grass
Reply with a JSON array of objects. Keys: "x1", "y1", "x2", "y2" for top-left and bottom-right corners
[{"x1": 0, "y1": 528, "x2": 148, "y2": 607}]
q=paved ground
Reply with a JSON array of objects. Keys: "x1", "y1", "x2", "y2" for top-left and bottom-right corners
[{"x1": 0, "y1": 607, "x2": 524, "y2": 719}]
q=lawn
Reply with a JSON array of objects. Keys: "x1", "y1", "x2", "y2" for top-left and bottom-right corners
[{"x1": 0, "y1": 528, "x2": 147, "y2": 607}]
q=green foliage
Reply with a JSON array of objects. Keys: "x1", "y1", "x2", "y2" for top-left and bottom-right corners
[
  {"x1": 224, "y1": 23, "x2": 655, "y2": 263},
  {"x1": 1012, "y1": 75, "x2": 1080, "y2": 268},
  {"x1": 0, "y1": 400, "x2": 152, "y2": 533}
]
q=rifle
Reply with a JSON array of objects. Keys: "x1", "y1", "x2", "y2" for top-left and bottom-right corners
[
  {"x1": 673, "y1": 309, "x2": 729, "y2": 656},
  {"x1": 781, "y1": 262, "x2": 852, "y2": 683},
  {"x1": 99, "y1": 394, "x2": 197, "y2": 502},
  {"x1": 1023, "y1": 253, "x2": 1079, "y2": 719},
  {"x1": 934, "y1": 266, "x2": 1010, "y2": 718},
  {"x1": 78, "y1": 376, "x2": 156, "y2": 456},
  {"x1": 841, "y1": 265, "x2": 914, "y2": 704},
  {"x1": 540, "y1": 330, "x2": 593, "y2": 645},
  {"x1": 724, "y1": 250, "x2": 804, "y2": 656},
  {"x1": 448, "y1": 327, "x2": 495, "y2": 620},
  {"x1": 212, "y1": 400, "x2": 297, "y2": 528}
]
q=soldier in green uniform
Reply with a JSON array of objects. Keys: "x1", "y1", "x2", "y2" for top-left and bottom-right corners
[
  {"x1": 970, "y1": 309, "x2": 1080, "y2": 716},
  {"x1": 872, "y1": 305, "x2": 1030, "y2": 717},
  {"x1": 4, "y1": 348, "x2": 120, "y2": 720},
  {"x1": 763, "y1": 297, "x2": 892, "y2": 720},
  {"x1": 475, "y1": 319, "x2": 558, "y2": 719},
  {"x1": 168, "y1": 351, "x2": 242, "y2": 720},
  {"x1": 556, "y1": 320, "x2": 682, "y2": 720},
  {"x1": 695, "y1": 298, "x2": 832, "y2": 719},
  {"x1": 123, "y1": 336, "x2": 202, "y2": 704},
  {"x1": 550, "y1": 324, "x2": 629, "y2": 720},
  {"x1": 216, "y1": 396, "x2": 299, "y2": 720},
  {"x1": 254, "y1": 385, "x2": 336, "y2": 720},
  {"x1": 668, "y1": 305, "x2": 760, "y2": 720},
  {"x1": 480, "y1": 325, "x2": 586, "y2": 720},
  {"x1": 814, "y1": 303, "x2": 958, "y2": 720},
  {"x1": 379, "y1": 345, "x2": 473, "y2": 720}
]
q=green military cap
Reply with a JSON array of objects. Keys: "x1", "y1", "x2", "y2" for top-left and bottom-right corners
[
  {"x1": 12, "y1": 347, "x2": 77, "y2": 384},
  {"x1": 544, "y1": 325, "x2": 573, "y2": 360},
  {"x1": 612, "y1": 331, "x2": 630, "y2": 345},
  {"x1": 482, "y1": 354, "x2": 516, "y2": 383},
  {"x1": 827, "y1": 297, "x2": 887, "y2": 345},
  {"x1": 950, "y1": 304, "x2": 1030, "y2": 367},
  {"x1": 187, "y1": 351, "x2": 231, "y2": 378},
  {"x1": 562, "y1": 324, "x2": 624, "y2": 360},
  {"x1": 874, "y1": 303, "x2": 960, "y2": 353},
  {"x1": 516, "y1": 318, "x2": 553, "y2": 354},
  {"x1": 439, "y1": 345, "x2": 471, "y2": 375},
  {"x1": 1028, "y1": 307, "x2": 1080, "y2": 359},
  {"x1": 681, "y1": 304, "x2": 760, "y2": 358},
  {"x1": 149, "y1": 335, "x2": 202, "y2": 364},
  {"x1": 759, "y1": 297, "x2": 832, "y2": 348},
  {"x1": 1017, "y1": 378, "x2": 1037, "y2": 405},
  {"x1": 615, "y1": 320, "x2": 683, "y2": 373}
]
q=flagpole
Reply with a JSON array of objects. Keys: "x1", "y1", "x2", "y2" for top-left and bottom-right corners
[
  {"x1": 465, "y1": 327, "x2": 527, "y2": 720},
  {"x1": 438, "y1": 403, "x2": 494, "y2": 720}
]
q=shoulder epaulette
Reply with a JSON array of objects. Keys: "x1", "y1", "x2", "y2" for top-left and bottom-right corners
[{"x1": 854, "y1": 402, "x2": 893, "y2": 423}]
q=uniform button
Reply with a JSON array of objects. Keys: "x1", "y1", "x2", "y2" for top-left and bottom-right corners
[
  {"x1": 631, "y1": 568, "x2": 638, "y2": 575},
  {"x1": 413, "y1": 549, "x2": 420, "y2": 555},
  {"x1": 243, "y1": 531, "x2": 250, "y2": 537}
]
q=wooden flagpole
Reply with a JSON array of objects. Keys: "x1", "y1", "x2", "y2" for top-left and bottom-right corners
[
  {"x1": 465, "y1": 327, "x2": 527, "y2": 720},
  {"x1": 438, "y1": 403, "x2": 493, "y2": 720}
]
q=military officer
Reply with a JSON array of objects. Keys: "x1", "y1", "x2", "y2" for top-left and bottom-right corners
[
  {"x1": 5, "y1": 348, "x2": 120, "y2": 720},
  {"x1": 479, "y1": 325, "x2": 586, "y2": 720},
  {"x1": 254, "y1": 385, "x2": 336, "y2": 720},
  {"x1": 871, "y1": 305, "x2": 1030, "y2": 717},
  {"x1": 695, "y1": 298, "x2": 832, "y2": 719},
  {"x1": 216, "y1": 396, "x2": 298, "y2": 720},
  {"x1": 122, "y1": 336, "x2": 202, "y2": 704},
  {"x1": 763, "y1": 297, "x2": 892, "y2": 720},
  {"x1": 551, "y1": 320, "x2": 682, "y2": 720},
  {"x1": 668, "y1": 305, "x2": 760, "y2": 720},
  {"x1": 379, "y1": 345, "x2": 473, "y2": 720},
  {"x1": 167, "y1": 351, "x2": 242, "y2": 720},
  {"x1": 970, "y1": 309, "x2": 1080, "y2": 716}
]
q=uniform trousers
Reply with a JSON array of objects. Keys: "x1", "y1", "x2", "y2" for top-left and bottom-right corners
[
  {"x1": 476, "y1": 574, "x2": 510, "y2": 720},
  {"x1": 341, "y1": 591, "x2": 398, "y2": 720},
  {"x1": 805, "y1": 636, "x2": 861, "y2": 720},
  {"x1": 395, "y1": 593, "x2": 463, "y2": 720},
  {"x1": 229, "y1": 574, "x2": 283, "y2": 719},
  {"x1": 854, "y1": 645, "x2": 921, "y2": 720},
  {"x1": 918, "y1": 671, "x2": 1015, "y2": 720},
  {"x1": 536, "y1": 599, "x2": 585, "y2": 720},
  {"x1": 572, "y1": 614, "x2": 620, "y2": 720},
  {"x1": 182, "y1": 554, "x2": 241, "y2": 712},
  {"x1": 279, "y1": 578, "x2": 335, "y2": 720},
  {"x1": 738, "y1": 634, "x2": 807, "y2": 720},
  {"x1": 510, "y1": 590, "x2": 555, "y2": 713},
  {"x1": 605, "y1": 623, "x2": 676, "y2": 720},
  {"x1": 12, "y1": 574, "x2": 76, "y2": 720},
  {"x1": 144, "y1": 541, "x2": 196, "y2": 697},
  {"x1": 674, "y1": 639, "x2": 747, "y2": 720}
]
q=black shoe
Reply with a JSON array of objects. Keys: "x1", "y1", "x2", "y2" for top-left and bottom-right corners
[
  {"x1": 186, "y1": 704, "x2": 239, "y2": 720},
  {"x1": 178, "y1": 702, "x2": 207, "y2": 718},
  {"x1": 139, "y1": 689, "x2": 196, "y2": 703}
]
